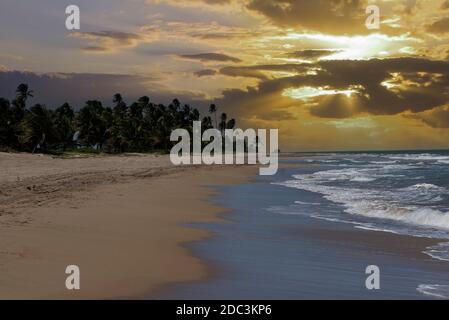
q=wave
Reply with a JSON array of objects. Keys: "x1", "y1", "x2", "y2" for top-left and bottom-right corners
[
  {"x1": 417, "y1": 284, "x2": 449, "y2": 299},
  {"x1": 405, "y1": 183, "x2": 443, "y2": 190},
  {"x1": 389, "y1": 154, "x2": 449, "y2": 162},
  {"x1": 282, "y1": 177, "x2": 449, "y2": 230},
  {"x1": 294, "y1": 200, "x2": 321, "y2": 206},
  {"x1": 278, "y1": 160, "x2": 449, "y2": 229},
  {"x1": 275, "y1": 154, "x2": 449, "y2": 263},
  {"x1": 370, "y1": 160, "x2": 398, "y2": 164},
  {"x1": 424, "y1": 242, "x2": 449, "y2": 262}
]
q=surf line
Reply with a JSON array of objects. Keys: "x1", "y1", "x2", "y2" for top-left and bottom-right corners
[{"x1": 170, "y1": 121, "x2": 279, "y2": 176}]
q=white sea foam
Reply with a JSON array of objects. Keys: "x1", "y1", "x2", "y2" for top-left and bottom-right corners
[
  {"x1": 389, "y1": 154, "x2": 449, "y2": 161},
  {"x1": 283, "y1": 177, "x2": 449, "y2": 230},
  {"x1": 294, "y1": 201, "x2": 321, "y2": 206},
  {"x1": 370, "y1": 160, "x2": 398, "y2": 164},
  {"x1": 276, "y1": 155, "x2": 449, "y2": 263},
  {"x1": 278, "y1": 163, "x2": 449, "y2": 230},
  {"x1": 417, "y1": 284, "x2": 449, "y2": 299},
  {"x1": 350, "y1": 176, "x2": 376, "y2": 182},
  {"x1": 424, "y1": 242, "x2": 449, "y2": 262},
  {"x1": 354, "y1": 225, "x2": 401, "y2": 234},
  {"x1": 406, "y1": 183, "x2": 442, "y2": 190}
]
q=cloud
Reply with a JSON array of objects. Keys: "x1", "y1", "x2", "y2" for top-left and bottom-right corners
[
  {"x1": 312, "y1": 58, "x2": 449, "y2": 116},
  {"x1": 70, "y1": 31, "x2": 148, "y2": 53},
  {"x1": 219, "y1": 66, "x2": 267, "y2": 79},
  {"x1": 140, "y1": 21, "x2": 262, "y2": 44},
  {"x1": 0, "y1": 70, "x2": 206, "y2": 108},
  {"x1": 403, "y1": 0, "x2": 418, "y2": 15},
  {"x1": 442, "y1": 0, "x2": 449, "y2": 10},
  {"x1": 218, "y1": 63, "x2": 312, "y2": 79},
  {"x1": 245, "y1": 0, "x2": 369, "y2": 34},
  {"x1": 256, "y1": 110, "x2": 296, "y2": 121},
  {"x1": 212, "y1": 57, "x2": 449, "y2": 123},
  {"x1": 146, "y1": 0, "x2": 232, "y2": 7},
  {"x1": 409, "y1": 105, "x2": 449, "y2": 128},
  {"x1": 81, "y1": 46, "x2": 110, "y2": 53},
  {"x1": 194, "y1": 69, "x2": 218, "y2": 77},
  {"x1": 177, "y1": 53, "x2": 242, "y2": 63},
  {"x1": 427, "y1": 17, "x2": 449, "y2": 34},
  {"x1": 285, "y1": 49, "x2": 341, "y2": 60}
]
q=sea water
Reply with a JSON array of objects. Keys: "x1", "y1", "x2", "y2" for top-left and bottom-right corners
[{"x1": 274, "y1": 150, "x2": 449, "y2": 298}]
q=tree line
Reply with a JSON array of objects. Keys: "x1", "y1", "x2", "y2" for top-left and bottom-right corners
[{"x1": 0, "y1": 84, "x2": 236, "y2": 154}]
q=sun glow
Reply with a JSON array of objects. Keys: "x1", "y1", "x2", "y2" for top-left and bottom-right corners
[
  {"x1": 268, "y1": 33, "x2": 420, "y2": 60},
  {"x1": 283, "y1": 86, "x2": 358, "y2": 100}
]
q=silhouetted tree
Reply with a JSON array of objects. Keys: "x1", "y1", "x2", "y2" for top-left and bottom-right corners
[
  {"x1": 0, "y1": 84, "x2": 237, "y2": 154},
  {"x1": 19, "y1": 104, "x2": 55, "y2": 153},
  {"x1": 54, "y1": 103, "x2": 75, "y2": 151},
  {"x1": 209, "y1": 104, "x2": 217, "y2": 128}
]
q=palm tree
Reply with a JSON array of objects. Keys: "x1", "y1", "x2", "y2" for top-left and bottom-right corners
[
  {"x1": 77, "y1": 100, "x2": 107, "y2": 149},
  {"x1": 0, "y1": 98, "x2": 12, "y2": 147},
  {"x1": 226, "y1": 118, "x2": 236, "y2": 129},
  {"x1": 113, "y1": 93, "x2": 127, "y2": 118},
  {"x1": 10, "y1": 84, "x2": 34, "y2": 143},
  {"x1": 201, "y1": 116, "x2": 213, "y2": 131},
  {"x1": 209, "y1": 104, "x2": 217, "y2": 128},
  {"x1": 219, "y1": 112, "x2": 227, "y2": 135},
  {"x1": 54, "y1": 103, "x2": 75, "y2": 151},
  {"x1": 138, "y1": 96, "x2": 150, "y2": 111},
  {"x1": 0, "y1": 83, "x2": 239, "y2": 154},
  {"x1": 15, "y1": 83, "x2": 34, "y2": 109},
  {"x1": 19, "y1": 104, "x2": 55, "y2": 153},
  {"x1": 113, "y1": 93, "x2": 123, "y2": 104}
]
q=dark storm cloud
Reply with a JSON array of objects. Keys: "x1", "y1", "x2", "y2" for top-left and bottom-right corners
[
  {"x1": 245, "y1": 0, "x2": 368, "y2": 34},
  {"x1": 213, "y1": 57, "x2": 449, "y2": 121},
  {"x1": 0, "y1": 71, "x2": 206, "y2": 109},
  {"x1": 177, "y1": 53, "x2": 242, "y2": 63},
  {"x1": 285, "y1": 49, "x2": 340, "y2": 60},
  {"x1": 313, "y1": 58, "x2": 449, "y2": 116}
]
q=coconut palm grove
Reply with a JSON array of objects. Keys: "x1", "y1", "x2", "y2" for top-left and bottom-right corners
[{"x1": 0, "y1": 84, "x2": 236, "y2": 154}]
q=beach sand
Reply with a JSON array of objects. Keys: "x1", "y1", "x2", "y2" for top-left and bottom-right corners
[{"x1": 0, "y1": 152, "x2": 256, "y2": 299}]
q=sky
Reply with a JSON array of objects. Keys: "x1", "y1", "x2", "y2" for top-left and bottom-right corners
[{"x1": 1, "y1": 0, "x2": 449, "y2": 151}]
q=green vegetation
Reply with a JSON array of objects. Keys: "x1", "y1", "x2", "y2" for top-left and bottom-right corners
[{"x1": 0, "y1": 84, "x2": 236, "y2": 155}]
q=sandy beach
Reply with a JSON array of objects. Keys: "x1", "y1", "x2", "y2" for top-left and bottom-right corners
[
  {"x1": 2, "y1": 152, "x2": 449, "y2": 300},
  {"x1": 0, "y1": 152, "x2": 256, "y2": 299}
]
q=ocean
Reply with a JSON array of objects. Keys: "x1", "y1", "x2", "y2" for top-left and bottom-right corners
[
  {"x1": 160, "y1": 151, "x2": 449, "y2": 300},
  {"x1": 276, "y1": 151, "x2": 449, "y2": 259}
]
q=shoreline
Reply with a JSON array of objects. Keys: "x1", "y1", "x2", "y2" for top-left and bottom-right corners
[
  {"x1": 2, "y1": 152, "x2": 448, "y2": 299},
  {"x1": 0, "y1": 152, "x2": 257, "y2": 299},
  {"x1": 161, "y1": 162, "x2": 449, "y2": 299}
]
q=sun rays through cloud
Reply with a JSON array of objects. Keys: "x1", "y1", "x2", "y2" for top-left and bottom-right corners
[{"x1": 1, "y1": 0, "x2": 449, "y2": 151}]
